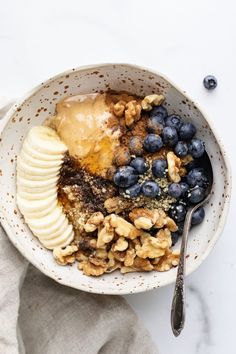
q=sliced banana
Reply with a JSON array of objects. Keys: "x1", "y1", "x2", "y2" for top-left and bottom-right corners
[
  {"x1": 17, "y1": 187, "x2": 58, "y2": 200},
  {"x1": 17, "y1": 194, "x2": 57, "y2": 214},
  {"x1": 21, "y1": 149, "x2": 63, "y2": 168},
  {"x1": 17, "y1": 169, "x2": 58, "y2": 181},
  {"x1": 42, "y1": 226, "x2": 74, "y2": 249},
  {"x1": 17, "y1": 175, "x2": 58, "y2": 188},
  {"x1": 17, "y1": 155, "x2": 60, "y2": 175},
  {"x1": 28, "y1": 215, "x2": 67, "y2": 239},
  {"x1": 17, "y1": 126, "x2": 75, "y2": 250},
  {"x1": 25, "y1": 206, "x2": 65, "y2": 229},
  {"x1": 32, "y1": 219, "x2": 69, "y2": 240},
  {"x1": 27, "y1": 126, "x2": 68, "y2": 155},
  {"x1": 18, "y1": 198, "x2": 58, "y2": 218},
  {"x1": 23, "y1": 139, "x2": 64, "y2": 161}
]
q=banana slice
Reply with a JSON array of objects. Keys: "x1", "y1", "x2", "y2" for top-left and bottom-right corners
[
  {"x1": 17, "y1": 194, "x2": 57, "y2": 214},
  {"x1": 25, "y1": 206, "x2": 64, "y2": 229},
  {"x1": 17, "y1": 170, "x2": 58, "y2": 181},
  {"x1": 17, "y1": 187, "x2": 58, "y2": 200},
  {"x1": 28, "y1": 215, "x2": 67, "y2": 239},
  {"x1": 17, "y1": 126, "x2": 74, "y2": 250},
  {"x1": 23, "y1": 140, "x2": 64, "y2": 161},
  {"x1": 18, "y1": 197, "x2": 58, "y2": 218},
  {"x1": 17, "y1": 155, "x2": 60, "y2": 175},
  {"x1": 27, "y1": 126, "x2": 68, "y2": 155},
  {"x1": 32, "y1": 219, "x2": 69, "y2": 240},
  {"x1": 17, "y1": 175, "x2": 58, "y2": 188},
  {"x1": 21, "y1": 149, "x2": 63, "y2": 168},
  {"x1": 41, "y1": 226, "x2": 74, "y2": 249}
]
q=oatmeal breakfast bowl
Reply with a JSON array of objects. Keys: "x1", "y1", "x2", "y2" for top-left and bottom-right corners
[{"x1": 0, "y1": 64, "x2": 231, "y2": 294}]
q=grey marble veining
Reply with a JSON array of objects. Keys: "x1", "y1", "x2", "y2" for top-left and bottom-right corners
[{"x1": 188, "y1": 285, "x2": 212, "y2": 353}]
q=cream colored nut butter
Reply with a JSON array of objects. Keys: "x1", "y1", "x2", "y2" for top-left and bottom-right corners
[{"x1": 47, "y1": 93, "x2": 121, "y2": 176}]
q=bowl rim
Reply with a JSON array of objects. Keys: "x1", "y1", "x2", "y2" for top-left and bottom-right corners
[{"x1": 0, "y1": 63, "x2": 232, "y2": 294}]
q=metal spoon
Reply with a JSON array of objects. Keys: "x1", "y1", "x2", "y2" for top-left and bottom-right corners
[{"x1": 171, "y1": 152, "x2": 214, "y2": 336}]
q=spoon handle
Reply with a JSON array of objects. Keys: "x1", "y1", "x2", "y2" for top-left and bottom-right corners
[{"x1": 171, "y1": 208, "x2": 194, "y2": 336}]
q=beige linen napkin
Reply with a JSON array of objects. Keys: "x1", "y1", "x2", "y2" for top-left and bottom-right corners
[{"x1": 0, "y1": 101, "x2": 158, "y2": 354}]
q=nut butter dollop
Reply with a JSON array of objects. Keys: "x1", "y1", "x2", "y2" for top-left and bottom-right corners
[{"x1": 48, "y1": 93, "x2": 120, "y2": 176}]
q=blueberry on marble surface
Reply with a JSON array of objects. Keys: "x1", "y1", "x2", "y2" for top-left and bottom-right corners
[{"x1": 203, "y1": 75, "x2": 217, "y2": 90}]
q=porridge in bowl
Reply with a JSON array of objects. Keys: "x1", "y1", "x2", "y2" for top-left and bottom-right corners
[{"x1": 16, "y1": 91, "x2": 209, "y2": 276}]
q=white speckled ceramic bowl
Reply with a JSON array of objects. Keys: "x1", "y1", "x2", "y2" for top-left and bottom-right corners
[{"x1": 0, "y1": 64, "x2": 231, "y2": 294}]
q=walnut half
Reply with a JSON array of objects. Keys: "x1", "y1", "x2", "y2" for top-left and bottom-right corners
[
  {"x1": 125, "y1": 100, "x2": 141, "y2": 127},
  {"x1": 53, "y1": 245, "x2": 78, "y2": 265},
  {"x1": 167, "y1": 151, "x2": 181, "y2": 183},
  {"x1": 141, "y1": 94, "x2": 165, "y2": 111},
  {"x1": 154, "y1": 250, "x2": 180, "y2": 271},
  {"x1": 84, "y1": 212, "x2": 104, "y2": 232}
]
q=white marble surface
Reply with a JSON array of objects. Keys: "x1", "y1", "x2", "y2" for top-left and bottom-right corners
[{"x1": 0, "y1": 1, "x2": 236, "y2": 353}]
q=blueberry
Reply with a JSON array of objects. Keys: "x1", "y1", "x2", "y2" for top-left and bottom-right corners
[
  {"x1": 142, "y1": 181, "x2": 160, "y2": 198},
  {"x1": 171, "y1": 232, "x2": 179, "y2": 246},
  {"x1": 168, "y1": 183, "x2": 182, "y2": 199},
  {"x1": 130, "y1": 157, "x2": 148, "y2": 174},
  {"x1": 113, "y1": 166, "x2": 138, "y2": 188},
  {"x1": 162, "y1": 126, "x2": 178, "y2": 147},
  {"x1": 179, "y1": 182, "x2": 189, "y2": 198},
  {"x1": 165, "y1": 114, "x2": 183, "y2": 131},
  {"x1": 147, "y1": 116, "x2": 164, "y2": 134},
  {"x1": 188, "y1": 186, "x2": 205, "y2": 204},
  {"x1": 179, "y1": 123, "x2": 196, "y2": 141},
  {"x1": 188, "y1": 138, "x2": 205, "y2": 158},
  {"x1": 143, "y1": 134, "x2": 163, "y2": 153},
  {"x1": 152, "y1": 159, "x2": 167, "y2": 178},
  {"x1": 150, "y1": 105, "x2": 168, "y2": 120},
  {"x1": 129, "y1": 136, "x2": 144, "y2": 156},
  {"x1": 191, "y1": 207, "x2": 205, "y2": 225},
  {"x1": 186, "y1": 168, "x2": 208, "y2": 187},
  {"x1": 169, "y1": 204, "x2": 187, "y2": 222},
  {"x1": 186, "y1": 159, "x2": 198, "y2": 171},
  {"x1": 177, "y1": 221, "x2": 184, "y2": 235},
  {"x1": 203, "y1": 75, "x2": 217, "y2": 90},
  {"x1": 125, "y1": 183, "x2": 141, "y2": 198},
  {"x1": 174, "y1": 141, "x2": 188, "y2": 157}
]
